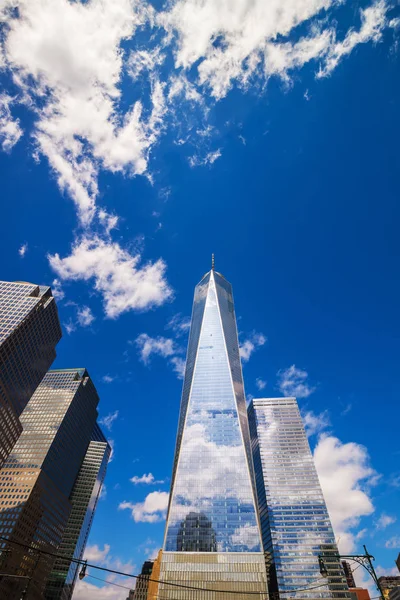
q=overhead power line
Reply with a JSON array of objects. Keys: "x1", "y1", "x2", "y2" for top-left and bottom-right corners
[{"x1": 0, "y1": 536, "x2": 341, "y2": 597}]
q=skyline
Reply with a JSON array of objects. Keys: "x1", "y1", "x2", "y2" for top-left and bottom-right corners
[{"x1": 1, "y1": 0, "x2": 400, "y2": 598}]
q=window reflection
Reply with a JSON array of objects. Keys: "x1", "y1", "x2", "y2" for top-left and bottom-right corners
[{"x1": 165, "y1": 272, "x2": 261, "y2": 554}]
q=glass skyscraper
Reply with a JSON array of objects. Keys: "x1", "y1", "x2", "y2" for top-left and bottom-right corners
[
  {"x1": 0, "y1": 281, "x2": 61, "y2": 467},
  {"x1": 159, "y1": 268, "x2": 268, "y2": 599},
  {"x1": 248, "y1": 397, "x2": 350, "y2": 600},
  {"x1": 45, "y1": 423, "x2": 111, "y2": 600},
  {"x1": 0, "y1": 369, "x2": 102, "y2": 600}
]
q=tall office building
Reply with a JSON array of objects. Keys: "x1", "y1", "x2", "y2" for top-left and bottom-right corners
[
  {"x1": 159, "y1": 267, "x2": 268, "y2": 599},
  {"x1": 0, "y1": 369, "x2": 100, "y2": 600},
  {"x1": 45, "y1": 423, "x2": 111, "y2": 600},
  {"x1": 248, "y1": 397, "x2": 350, "y2": 600},
  {"x1": 133, "y1": 560, "x2": 155, "y2": 600},
  {"x1": 0, "y1": 280, "x2": 61, "y2": 466}
]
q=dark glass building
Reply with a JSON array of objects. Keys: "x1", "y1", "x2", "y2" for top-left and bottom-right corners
[
  {"x1": 0, "y1": 369, "x2": 101, "y2": 600},
  {"x1": 248, "y1": 397, "x2": 350, "y2": 600},
  {"x1": 159, "y1": 268, "x2": 268, "y2": 599},
  {"x1": 133, "y1": 560, "x2": 154, "y2": 600},
  {"x1": 45, "y1": 423, "x2": 111, "y2": 600},
  {"x1": 0, "y1": 281, "x2": 61, "y2": 467}
]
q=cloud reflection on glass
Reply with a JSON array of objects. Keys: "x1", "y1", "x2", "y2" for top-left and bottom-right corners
[{"x1": 165, "y1": 271, "x2": 261, "y2": 553}]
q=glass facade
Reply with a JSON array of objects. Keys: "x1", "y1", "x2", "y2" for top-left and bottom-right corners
[
  {"x1": 0, "y1": 369, "x2": 100, "y2": 600},
  {"x1": 45, "y1": 423, "x2": 111, "y2": 600},
  {"x1": 0, "y1": 281, "x2": 61, "y2": 468},
  {"x1": 248, "y1": 397, "x2": 350, "y2": 600},
  {"x1": 160, "y1": 269, "x2": 268, "y2": 599}
]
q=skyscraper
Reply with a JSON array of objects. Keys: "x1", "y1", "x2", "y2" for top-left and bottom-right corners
[
  {"x1": 0, "y1": 280, "x2": 61, "y2": 467},
  {"x1": 248, "y1": 397, "x2": 350, "y2": 600},
  {"x1": 159, "y1": 268, "x2": 268, "y2": 599},
  {"x1": 0, "y1": 368, "x2": 100, "y2": 600},
  {"x1": 45, "y1": 423, "x2": 111, "y2": 600}
]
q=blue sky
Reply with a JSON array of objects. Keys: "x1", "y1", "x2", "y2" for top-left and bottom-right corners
[{"x1": 1, "y1": 0, "x2": 400, "y2": 597}]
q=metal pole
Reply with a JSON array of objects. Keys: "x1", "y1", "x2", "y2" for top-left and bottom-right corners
[{"x1": 363, "y1": 545, "x2": 385, "y2": 600}]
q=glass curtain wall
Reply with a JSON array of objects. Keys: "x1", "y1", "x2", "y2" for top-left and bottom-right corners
[{"x1": 248, "y1": 397, "x2": 350, "y2": 600}]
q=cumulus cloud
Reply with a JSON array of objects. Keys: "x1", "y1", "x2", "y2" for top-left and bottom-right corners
[
  {"x1": 76, "y1": 305, "x2": 95, "y2": 327},
  {"x1": 48, "y1": 236, "x2": 173, "y2": 319},
  {"x1": 119, "y1": 491, "x2": 169, "y2": 523},
  {"x1": 277, "y1": 364, "x2": 316, "y2": 398},
  {"x1": 302, "y1": 409, "x2": 330, "y2": 437},
  {"x1": 135, "y1": 333, "x2": 185, "y2": 378},
  {"x1": 102, "y1": 375, "x2": 116, "y2": 384},
  {"x1": 314, "y1": 434, "x2": 377, "y2": 553},
  {"x1": 375, "y1": 513, "x2": 396, "y2": 530},
  {"x1": 318, "y1": 1, "x2": 388, "y2": 77},
  {"x1": 130, "y1": 473, "x2": 164, "y2": 485},
  {"x1": 135, "y1": 333, "x2": 176, "y2": 364},
  {"x1": 84, "y1": 544, "x2": 111, "y2": 563},
  {"x1": 166, "y1": 313, "x2": 191, "y2": 337},
  {"x1": 255, "y1": 378, "x2": 267, "y2": 391},
  {"x1": 0, "y1": 94, "x2": 23, "y2": 152},
  {"x1": 99, "y1": 410, "x2": 119, "y2": 431},
  {"x1": 18, "y1": 243, "x2": 28, "y2": 258},
  {"x1": 51, "y1": 278, "x2": 65, "y2": 301},
  {"x1": 239, "y1": 332, "x2": 267, "y2": 363},
  {"x1": 1, "y1": 0, "x2": 165, "y2": 224},
  {"x1": 158, "y1": 0, "x2": 391, "y2": 99},
  {"x1": 73, "y1": 543, "x2": 135, "y2": 599},
  {"x1": 385, "y1": 536, "x2": 400, "y2": 549},
  {"x1": 72, "y1": 580, "x2": 128, "y2": 600},
  {"x1": 188, "y1": 149, "x2": 221, "y2": 167},
  {"x1": 0, "y1": 0, "x2": 395, "y2": 209}
]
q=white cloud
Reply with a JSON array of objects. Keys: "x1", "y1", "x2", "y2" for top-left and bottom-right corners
[
  {"x1": 158, "y1": 0, "x2": 391, "y2": 99},
  {"x1": 166, "y1": 313, "x2": 191, "y2": 337},
  {"x1": 119, "y1": 491, "x2": 169, "y2": 523},
  {"x1": 98, "y1": 209, "x2": 119, "y2": 236},
  {"x1": 277, "y1": 364, "x2": 316, "y2": 398},
  {"x1": 239, "y1": 332, "x2": 267, "y2": 363},
  {"x1": 385, "y1": 536, "x2": 400, "y2": 549},
  {"x1": 127, "y1": 47, "x2": 165, "y2": 80},
  {"x1": 189, "y1": 148, "x2": 221, "y2": 167},
  {"x1": 76, "y1": 305, "x2": 95, "y2": 327},
  {"x1": 302, "y1": 409, "x2": 330, "y2": 437},
  {"x1": 170, "y1": 356, "x2": 186, "y2": 379},
  {"x1": 48, "y1": 236, "x2": 173, "y2": 319},
  {"x1": 1, "y1": 0, "x2": 164, "y2": 224},
  {"x1": 64, "y1": 319, "x2": 76, "y2": 335},
  {"x1": 51, "y1": 278, "x2": 65, "y2": 301},
  {"x1": 102, "y1": 375, "x2": 115, "y2": 384},
  {"x1": 130, "y1": 473, "x2": 164, "y2": 485},
  {"x1": 84, "y1": 544, "x2": 111, "y2": 563},
  {"x1": 18, "y1": 242, "x2": 28, "y2": 258},
  {"x1": 99, "y1": 410, "x2": 119, "y2": 431},
  {"x1": 255, "y1": 378, "x2": 267, "y2": 390},
  {"x1": 318, "y1": 2, "x2": 388, "y2": 78},
  {"x1": 135, "y1": 333, "x2": 185, "y2": 378},
  {"x1": 74, "y1": 543, "x2": 135, "y2": 599},
  {"x1": 72, "y1": 580, "x2": 128, "y2": 600},
  {"x1": 341, "y1": 403, "x2": 352, "y2": 416},
  {"x1": 375, "y1": 513, "x2": 397, "y2": 530},
  {"x1": 0, "y1": 94, "x2": 23, "y2": 152},
  {"x1": 0, "y1": 0, "x2": 394, "y2": 221},
  {"x1": 135, "y1": 333, "x2": 176, "y2": 364},
  {"x1": 314, "y1": 434, "x2": 377, "y2": 553}
]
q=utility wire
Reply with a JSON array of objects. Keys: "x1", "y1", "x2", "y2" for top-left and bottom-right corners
[
  {"x1": 0, "y1": 536, "x2": 344, "y2": 596},
  {"x1": 86, "y1": 573, "x2": 332, "y2": 599}
]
